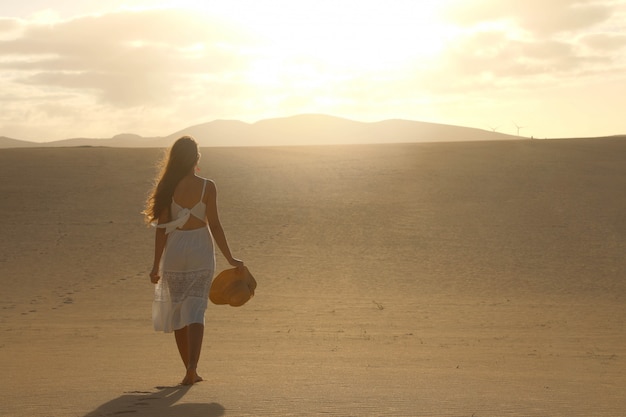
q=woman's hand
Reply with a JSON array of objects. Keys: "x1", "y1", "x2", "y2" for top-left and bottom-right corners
[
  {"x1": 149, "y1": 266, "x2": 160, "y2": 284},
  {"x1": 229, "y1": 257, "x2": 244, "y2": 269}
]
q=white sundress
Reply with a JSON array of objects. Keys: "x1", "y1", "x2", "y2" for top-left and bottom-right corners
[{"x1": 152, "y1": 180, "x2": 215, "y2": 333}]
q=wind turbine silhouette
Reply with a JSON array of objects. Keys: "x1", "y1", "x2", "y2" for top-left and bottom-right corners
[
  {"x1": 513, "y1": 122, "x2": 525, "y2": 136},
  {"x1": 488, "y1": 125, "x2": 500, "y2": 132}
]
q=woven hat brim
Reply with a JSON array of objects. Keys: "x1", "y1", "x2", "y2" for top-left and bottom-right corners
[{"x1": 209, "y1": 266, "x2": 256, "y2": 306}]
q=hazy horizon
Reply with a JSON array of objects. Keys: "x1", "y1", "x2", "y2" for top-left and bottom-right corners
[
  {"x1": 1, "y1": 114, "x2": 530, "y2": 148},
  {"x1": 1, "y1": 1, "x2": 625, "y2": 143}
]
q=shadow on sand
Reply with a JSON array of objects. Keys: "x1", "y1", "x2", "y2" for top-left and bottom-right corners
[{"x1": 83, "y1": 385, "x2": 225, "y2": 417}]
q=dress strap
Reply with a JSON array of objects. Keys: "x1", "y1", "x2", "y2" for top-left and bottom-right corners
[{"x1": 200, "y1": 179, "x2": 207, "y2": 200}]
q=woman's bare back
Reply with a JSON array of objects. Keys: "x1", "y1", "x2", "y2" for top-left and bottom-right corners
[{"x1": 172, "y1": 175, "x2": 209, "y2": 230}]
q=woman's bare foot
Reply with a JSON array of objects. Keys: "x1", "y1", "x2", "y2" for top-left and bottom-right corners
[{"x1": 181, "y1": 368, "x2": 203, "y2": 385}]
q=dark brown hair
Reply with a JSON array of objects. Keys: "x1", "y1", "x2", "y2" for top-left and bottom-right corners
[{"x1": 144, "y1": 136, "x2": 199, "y2": 224}]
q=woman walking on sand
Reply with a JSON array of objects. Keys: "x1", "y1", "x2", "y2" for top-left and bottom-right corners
[{"x1": 144, "y1": 136, "x2": 243, "y2": 385}]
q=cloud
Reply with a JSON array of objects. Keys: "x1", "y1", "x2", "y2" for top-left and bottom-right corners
[
  {"x1": 425, "y1": 1, "x2": 625, "y2": 95},
  {"x1": 442, "y1": 31, "x2": 609, "y2": 79},
  {"x1": 0, "y1": 9, "x2": 253, "y2": 107},
  {"x1": 444, "y1": 0, "x2": 614, "y2": 35},
  {"x1": 581, "y1": 32, "x2": 626, "y2": 51},
  {"x1": 0, "y1": 17, "x2": 20, "y2": 33}
]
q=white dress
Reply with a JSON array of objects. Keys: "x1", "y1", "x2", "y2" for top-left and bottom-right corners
[{"x1": 152, "y1": 180, "x2": 215, "y2": 333}]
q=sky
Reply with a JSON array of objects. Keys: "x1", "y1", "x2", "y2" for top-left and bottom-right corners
[{"x1": 1, "y1": 0, "x2": 625, "y2": 142}]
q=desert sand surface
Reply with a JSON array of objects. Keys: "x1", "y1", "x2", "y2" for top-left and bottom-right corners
[{"x1": 1, "y1": 139, "x2": 625, "y2": 416}]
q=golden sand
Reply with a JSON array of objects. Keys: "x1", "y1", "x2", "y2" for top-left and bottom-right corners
[{"x1": 1, "y1": 139, "x2": 625, "y2": 416}]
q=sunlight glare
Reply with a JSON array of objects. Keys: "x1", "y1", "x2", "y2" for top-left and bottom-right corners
[
  {"x1": 152, "y1": 0, "x2": 459, "y2": 117},
  {"x1": 180, "y1": 0, "x2": 454, "y2": 71}
]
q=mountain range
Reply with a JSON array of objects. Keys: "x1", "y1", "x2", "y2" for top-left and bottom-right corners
[{"x1": 1, "y1": 114, "x2": 528, "y2": 148}]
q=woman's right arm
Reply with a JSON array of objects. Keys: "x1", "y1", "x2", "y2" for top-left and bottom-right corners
[{"x1": 150, "y1": 208, "x2": 169, "y2": 283}]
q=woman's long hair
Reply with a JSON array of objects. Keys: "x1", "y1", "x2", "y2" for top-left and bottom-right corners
[{"x1": 144, "y1": 136, "x2": 199, "y2": 224}]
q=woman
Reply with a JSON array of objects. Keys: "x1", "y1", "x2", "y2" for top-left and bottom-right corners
[{"x1": 144, "y1": 136, "x2": 243, "y2": 385}]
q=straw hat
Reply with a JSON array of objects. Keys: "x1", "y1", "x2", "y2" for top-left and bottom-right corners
[{"x1": 209, "y1": 266, "x2": 257, "y2": 307}]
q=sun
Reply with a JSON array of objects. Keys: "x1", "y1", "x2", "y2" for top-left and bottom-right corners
[
  {"x1": 178, "y1": 0, "x2": 453, "y2": 72},
  {"x1": 154, "y1": 0, "x2": 457, "y2": 118}
]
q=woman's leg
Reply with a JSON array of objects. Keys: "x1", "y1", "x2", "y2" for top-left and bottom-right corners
[
  {"x1": 181, "y1": 323, "x2": 204, "y2": 385},
  {"x1": 174, "y1": 326, "x2": 189, "y2": 369}
]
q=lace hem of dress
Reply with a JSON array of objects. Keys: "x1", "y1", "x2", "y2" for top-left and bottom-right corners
[{"x1": 154, "y1": 269, "x2": 212, "y2": 303}]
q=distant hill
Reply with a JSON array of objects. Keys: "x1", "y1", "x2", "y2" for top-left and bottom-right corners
[
  {"x1": 35, "y1": 133, "x2": 171, "y2": 148},
  {"x1": 1, "y1": 114, "x2": 526, "y2": 149},
  {"x1": 0, "y1": 136, "x2": 38, "y2": 148},
  {"x1": 168, "y1": 114, "x2": 521, "y2": 146}
]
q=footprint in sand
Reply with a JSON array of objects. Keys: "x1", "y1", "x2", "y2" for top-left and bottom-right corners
[{"x1": 20, "y1": 309, "x2": 36, "y2": 315}]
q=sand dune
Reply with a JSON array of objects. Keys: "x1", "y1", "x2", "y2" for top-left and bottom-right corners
[{"x1": 1, "y1": 138, "x2": 625, "y2": 416}]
